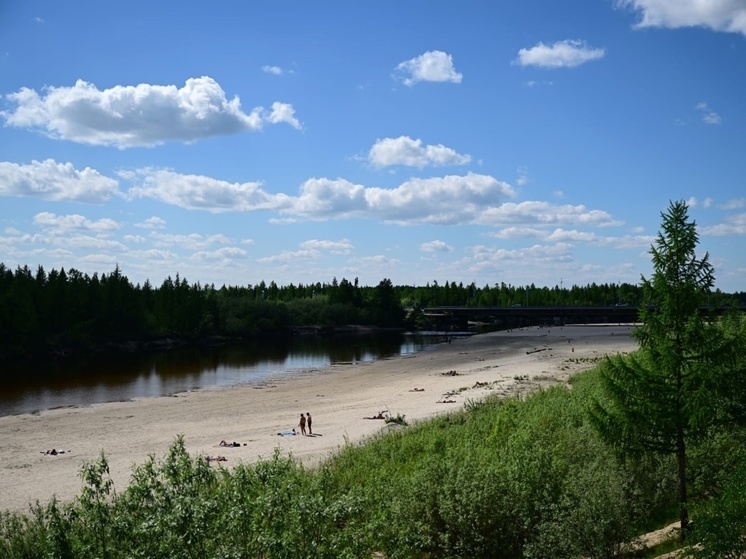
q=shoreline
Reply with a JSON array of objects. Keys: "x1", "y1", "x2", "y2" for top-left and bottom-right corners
[{"x1": 0, "y1": 324, "x2": 638, "y2": 514}]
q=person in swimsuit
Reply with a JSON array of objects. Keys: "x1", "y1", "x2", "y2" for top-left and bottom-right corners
[
  {"x1": 299, "y1": 413, "x2": 307, "y2": 436},
  {"x1": 306, "y1": 412, "x2": 312, "y2": 435}
]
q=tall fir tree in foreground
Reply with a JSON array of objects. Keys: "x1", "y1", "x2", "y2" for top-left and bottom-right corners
[{"x1": 593, "y1": 200, "x2": 731, "y2": 539}]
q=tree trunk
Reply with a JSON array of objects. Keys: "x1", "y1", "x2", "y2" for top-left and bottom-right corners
[{"x1": 677, "y1": 424, "x2": 689, "y2": 540}]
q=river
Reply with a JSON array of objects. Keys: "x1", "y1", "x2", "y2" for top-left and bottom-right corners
[{"x1": 0, "y1": 332, "x2": 450, "y2": 417}]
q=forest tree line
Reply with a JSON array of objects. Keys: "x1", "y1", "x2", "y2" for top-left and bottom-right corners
[{"x1": 1, "y1": 261, "x2": 744, "y2": 364}]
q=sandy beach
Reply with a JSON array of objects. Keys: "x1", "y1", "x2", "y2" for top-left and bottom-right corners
[{"x1": 0, "y1": 324, "x2": 638, "y2": 514}]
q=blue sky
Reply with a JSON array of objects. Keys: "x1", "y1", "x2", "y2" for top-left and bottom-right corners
[{"x1": 1, "y1": 1, "x2": 744, "y2": 292}]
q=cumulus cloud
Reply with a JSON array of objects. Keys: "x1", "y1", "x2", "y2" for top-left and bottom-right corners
[
  {"x1": 267, "y1": 102, "x2": 302, "y2": 129},
  {"x1": 191, "y1": 247, "x2": 248, "y2": 261},
  {"x1": 478, "y1": 201, "x2": 619, "y2": 227},
  {"x1": 468, "y1": 243, "x2": 576, "y2": 272},
  {"x1": 616, "y1": 0, "x2": 746, "y2": 35},
  {"x1": 136, "y1": 216, "x2": 167, "y2": 229},
  {"x1": 393, "y1": 50, "x2": 463, "y2": 86},
  {"x1": 0, "y1": 159, "x2": 119, "y2": 203},
  {"x1": 1, "y1": 76, "x2": 301, "y2": 147},
  {"x1": 126, "y1": 168, "x2": 285, "y2": 213},
  {"x1": 515, "y1": 40, "x2": 605, "y2": 68},
  {"x1": 368, "y1": 136, "x2": 471, "y2": 168},
  {"x1": 421, "y1": 240, "x2": 453, "y2": 252},
  {"x1": 491, "y1": 226, "x2": 548, "y2": 239},
  {"x1": 33, "y1": 212, "x2": 121, "y2": 233},
  {"x1": 262, "y1": 65, "x2": 284, "y2": 75},
  {"x1": 491, "y1": 225, "x2": 653, "y2": 249},
  {"x1": 286, "y1": 173, "x2": 516, "y2": 224}
]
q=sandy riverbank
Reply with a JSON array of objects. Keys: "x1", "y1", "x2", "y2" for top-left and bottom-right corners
[{"x1": 0, "y1": 324, "x2": 638, "y2": 514}]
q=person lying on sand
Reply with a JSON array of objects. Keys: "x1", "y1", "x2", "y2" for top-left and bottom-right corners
[
  {"x1": 409, "y1": 387, "x2": 425, "y2": 392},
  {"x1": 437, "y1": 399, "x2": 457, "y2": 404},
  {"x1": 205, "y1": 455, "x2": 227, "y2": 462},
  {"x1": 41, "y1": 449, "x2": 67, "y2": 455},
  {"x1": 219, "y1": 440, "x2": 241, "y2": 447},
  {"x1": 277, "y1": 428, "x2": 297, "y2": 436},
  {"x1": 364, "y1": 411, "x2": 388, "y2": 420}
]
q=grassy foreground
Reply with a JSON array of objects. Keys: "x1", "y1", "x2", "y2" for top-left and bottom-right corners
[{"x1": 2, "y1": 360, "x2": 744, "y2": 559}]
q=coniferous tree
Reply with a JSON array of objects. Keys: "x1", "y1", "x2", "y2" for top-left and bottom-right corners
[{"x1": 592, "y1": 200, "x2": 736, "y2": 539}]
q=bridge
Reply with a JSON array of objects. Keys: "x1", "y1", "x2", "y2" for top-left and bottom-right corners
[{"x1": 416, "y1": 305, "x2": 741, "y2": 331}]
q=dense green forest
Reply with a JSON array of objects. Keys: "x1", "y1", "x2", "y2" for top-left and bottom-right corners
[{"x1": 2, "y1": 261, "x2": 743, "y2": 365}]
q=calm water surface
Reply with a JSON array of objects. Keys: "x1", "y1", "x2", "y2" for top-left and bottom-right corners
[{"x1": 0, "y1": 333, "x2": 448, "y2": 417}]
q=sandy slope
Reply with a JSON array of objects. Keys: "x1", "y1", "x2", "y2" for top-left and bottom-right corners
[{"x1": 0, "y1": 324, "x2": 638, "y2": 514}]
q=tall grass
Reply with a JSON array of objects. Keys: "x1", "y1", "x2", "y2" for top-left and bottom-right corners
[{"x1": 1, "y1": 363, "x2": 743, "y2": 558}]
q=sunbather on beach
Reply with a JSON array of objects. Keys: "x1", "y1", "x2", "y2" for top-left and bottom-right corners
[
  {"x1": 219, "y1": 440, "x2": 241, "y2": 447},
  {"x1": 277, "y1": 428, "x2": 297, "y2": 436}
]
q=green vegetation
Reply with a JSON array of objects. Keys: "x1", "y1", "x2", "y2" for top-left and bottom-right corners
[{"x1": 592, "y1": 201, "x2": 746, "y2": 541}]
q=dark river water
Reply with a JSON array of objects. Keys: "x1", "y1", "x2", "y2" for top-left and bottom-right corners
[{"x1": 0, "y1": 332, "x2": 448, "y2": 417}]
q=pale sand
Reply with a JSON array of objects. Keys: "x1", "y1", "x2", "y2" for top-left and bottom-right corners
[{"x1": 0, "y1": 324, "x2": 638, "y2": 514}]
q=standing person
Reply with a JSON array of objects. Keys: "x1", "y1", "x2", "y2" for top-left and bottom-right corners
[
  {"x1": 299, "y1": 413, "x2": 307, "y2": 436},
  {"x1": 306, "y1": 412, "x2": 312, "y2": 435}
]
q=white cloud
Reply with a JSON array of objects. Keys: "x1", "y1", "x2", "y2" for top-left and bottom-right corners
[
  {"x1": 149, "y1": 232, "x2": 232, "y2": 251},
  {"x1": 0, "y1": 159, "x2": 119, "y2": 203},
  {"x1": 257, "y1": 249, "x2": 320, "y2": 264},
  {"x1": 515, "y1": 167, "x2": 529, "y2": 187},
  {"x1": 368, "y1": 136, "x2": 471, "y2": 168},
  {"x1": 286, "y1": 173, "x2": 516, "y2": 225},
  {"x1": 300, "y1": 239, "x2": 354, "y2": 254},
  {"x1": 515, "y1": 39, "x2": 605, "y2": 68},
  {"x1": 722, "y1": 198, "x2": 745, "y2": 210},
  {"x1": 126, "y1": 168, "x2": 284, "y2": 213},
  {"x1": 616, "y1": 0, "x2": 746, "y2": 35},
  {"x1": 191, "y1": 247, "x2": 248, "y2": 261},
  {"x1": 1, "y1": 77, "x2": 301, "y2": 147},
  {"x1": 393, "y1": 50, "x2": 463, "y2": 86},
  {"x1": 32, "y1": 212, "x2": 121, "y2": 233},
  {"x1": 477, "y1": 201, "x2": 619, "y2": 227},
  {"x1": 701, "y1": 212, "x2": 746, "y2": 235},
  {"x1": 262, "y1": 65, "x2": 284, "y2": 75},
  {"x1": 545, "y1": 228, "x2": 598, "y2": 242},
  {"x1": 491, "y1": 227, "x2": 548, "y2": 239},
  {"x1": 421, "y1": 240, "x2": 453, "y2": 253},
  {"x1": 467, "y1": 243, "x2": 576, "y2": 272},
  {"x1": 350, "y1": 255, "x2": 401, "y2": 268},
  {"x1": 267, "y1": 102, "x2": 302, "y2": 130},
  {"x1": 123, "y1": 235, "x2": 147, "y2": 243},
  {"x1": 696, "y1": 102, "x2": 722, "y2": 124},
  {"x1": 136, "y1": 216, "x2": 167, "y2": 229},
  {"x1": 490, "y1": 226, "x2": 653, "y2": 249}
]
